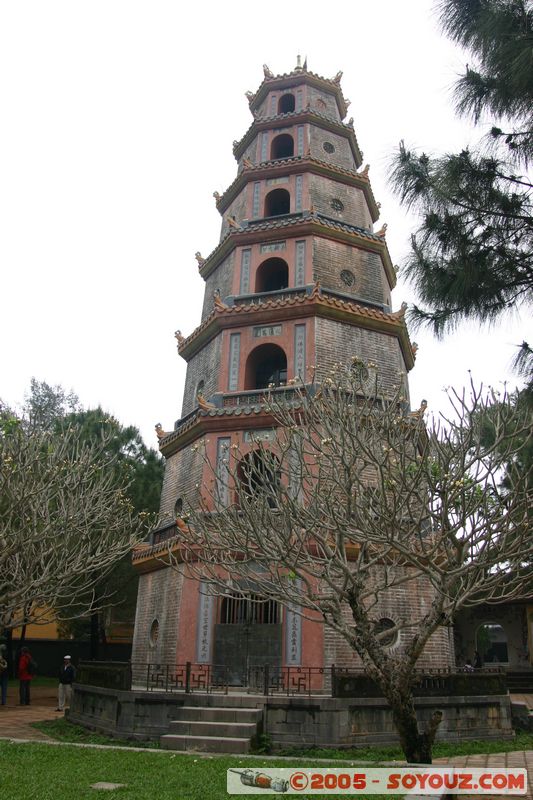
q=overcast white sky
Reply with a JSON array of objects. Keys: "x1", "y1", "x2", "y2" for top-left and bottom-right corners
[{"x1": 1, "y1": 1, "x2": 530, "y2": 446}]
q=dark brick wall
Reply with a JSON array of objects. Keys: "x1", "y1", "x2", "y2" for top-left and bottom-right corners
[
  {"x1": 158, "y1": 445, "x2": 205, "y2": 520},
  {"x1": 315, "y1": 317, "x2": 406, "y2": 395},
  {"x1": 310, "y1": 126, "x2": 356, "y2": 172},
  {"x1": 307, "y1": 85, "x2": 341, "y2": 120},
  {"x1": 181, "y1": 335, "x2": 222, "y2": 416},
  {"x1": 310, "y1": 174, "x2": 371, "y2": 230},
  {"x1": 220, "y1": 192, "x2": 248, "y2": 238},
  {"x1": 313, "y1": 239, "x2": 387, "y2": 306},
  {"x1": 201, "y1": 252, "x2": 235, "y2": 320},
  {"x1": 131, "y1": 567, "x2": 184, "y2": 668},
  {"x1": 323, "y1": 570, "x2": 455, "y2": 670}
]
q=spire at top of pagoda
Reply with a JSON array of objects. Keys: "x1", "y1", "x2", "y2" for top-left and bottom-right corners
[{"x1": 246, "y1": 59, "x2": 350, "y2": 120}]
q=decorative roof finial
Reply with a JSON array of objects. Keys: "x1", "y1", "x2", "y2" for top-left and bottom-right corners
[
  {"x1": 263, "y1": 64, "x2": 274, "y2": 79},
  {"x1": 295, "y1": 55, "x2": 302, "y2": 71},
  {"x1": 302, "y1": 55, "x2": 308, "y2": 71}
]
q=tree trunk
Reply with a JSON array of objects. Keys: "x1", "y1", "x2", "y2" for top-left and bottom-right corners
[{"x1": 388, "y1": 688, "x2": 443, "y2": 764}]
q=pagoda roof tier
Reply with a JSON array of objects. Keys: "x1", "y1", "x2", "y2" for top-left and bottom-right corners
[
  {"x1": 178, "y1": 286, "x2": 415, "y2": 370},
  {"x1": 232, "y1": 108, "x2": 362, "y2": 166},
  {"x1": 247, "y1": 66, "x2": 350, "y2": 119},
  {"x1": 216, "y1": 155, "x2": 379, "y2": 222},
  {"x1": 159, "y1": 401, "x2": 289, "y2": 458},
  {"x1": 198, "y1": 210, "x2": 396, "y2": 289}
]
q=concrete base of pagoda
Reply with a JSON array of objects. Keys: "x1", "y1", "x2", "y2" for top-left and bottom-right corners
[{"x1": 68, "y1": 682, "x2": 513, "y2": 749}]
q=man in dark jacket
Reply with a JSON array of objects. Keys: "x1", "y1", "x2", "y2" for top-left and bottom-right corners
[{"x1": 56, "y1": 655, "x2": 76, "y2": 712}]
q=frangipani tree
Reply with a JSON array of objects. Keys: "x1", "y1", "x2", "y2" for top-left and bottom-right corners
[
  {"x1": 0, "y1": 416, "x2": 152, "y2": 630},
  {"x1": 168, "y1": 363, "x2": 531, "y2": 763}
]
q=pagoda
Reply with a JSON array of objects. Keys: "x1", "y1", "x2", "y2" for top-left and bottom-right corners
[{"x1": 131, "y1": 60, "x2": 454, "y2": 683}]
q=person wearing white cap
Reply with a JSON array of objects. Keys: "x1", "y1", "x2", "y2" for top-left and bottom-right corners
[{"x1": 56, "y1": 655, "x2": 76, "y2": 713}]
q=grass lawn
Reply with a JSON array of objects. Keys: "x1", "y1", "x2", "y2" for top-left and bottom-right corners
[
  {"x1": 0, "y1": 740, "x2": 388, "y2": 800},
  {"x1": 32, "y1": 718, "x2": 160, "y2": 748},
  {"x1": 280, "y1": 731, "x2": 533, "y2": 762},
  {"x1": 31, "y1": 718, "x2": 533, "y2": 761}
]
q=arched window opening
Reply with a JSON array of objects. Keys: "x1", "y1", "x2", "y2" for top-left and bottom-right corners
[
  {"x1": 220, "y1": 593, "x2": 280, "y2": 624},
  {"x1": 237, "y1": 450, "x2": 281, "y2": 507},
  {"x1": 278, "y1": 94, "x2": 295, "y2": 114},
  {"x1": 255, "y1": 257, "x2": 289, "y2": 293},
  {"x1": 245, "y1": 344, "x2": 287, "y2": 390},
  {"x1": 271, "y1": 134, "x2": 294, "y2": 160},
  {"x1": 264, "y1": 188, "x2": 290, "y2": 218},
  {"x1": 476, "y1": 623, "x2": 508, "y2": 664}
]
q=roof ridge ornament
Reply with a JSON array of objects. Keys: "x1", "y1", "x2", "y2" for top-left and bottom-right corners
[{"x1": 263, "y1": 64, "x2": 274, "y2": 79}]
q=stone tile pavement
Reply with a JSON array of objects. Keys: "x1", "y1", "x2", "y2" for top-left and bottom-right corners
[
  {"x1": 0, "y1": 684, "x2": 60, "y2": 741},
  {"x1": 434, "y1": 750, "x2": 533, "y2": 800}
]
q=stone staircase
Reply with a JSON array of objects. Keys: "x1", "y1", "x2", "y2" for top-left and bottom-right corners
[{"x1": 160, "y1": 705, "x2": 263, "y2": 753}]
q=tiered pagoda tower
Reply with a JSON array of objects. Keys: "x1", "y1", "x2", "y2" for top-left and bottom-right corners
[{"x1": 132, "y1": 61, "x2": 454, "y2": 681}]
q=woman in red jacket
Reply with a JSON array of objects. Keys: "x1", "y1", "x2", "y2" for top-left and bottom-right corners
[{"x1": 18, "y1": 647, "x2": 33, "y2": 706}]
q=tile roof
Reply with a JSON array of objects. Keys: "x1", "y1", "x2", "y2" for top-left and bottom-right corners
[
  {"x1": 247, "y1": 67, "x2": 349, "y2": 119},
  {"x1": 198, "y1": 211, "x2": 395, "y2": 288},
  {"x1": 216, "y1": 156, "x2": 379, "y2": 222},
  {"x1": 177, "y1": 287, "x2": 415, "y2": 372},
  {"x1": 232, "y1": 107, "x2": 361, "y2": 163}
]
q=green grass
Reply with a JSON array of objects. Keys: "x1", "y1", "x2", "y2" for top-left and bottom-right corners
[
  {"x1": 278, "y1": 731, "x2": 533, "y2": 762},
  {"x1": 31, "y1": 718, "x2": 160, "y2": 748},
  {"x1": 0, "y1": 741, "x2": 390, "y2": 800},
  {"x1": 32, "y1": 717, "x2": 533, "y2": 761}
]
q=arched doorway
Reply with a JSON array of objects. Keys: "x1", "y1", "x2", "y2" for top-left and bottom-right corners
[
  {"x1": 255, "y1": 257, "x2": 289, "y2": 293},
  {"x1": 271, "y1": 134, "x2": 294, "y2": 160},
  {"x1": 278, "y1": 94, "x2": 295, "y2": 113},
  {"x1": 245, "y1": 344, "x2": 287, "y2": 390},
  {"x1": 476, "y1": 623, "x2": 509, "y2": 665},
  {"x1": 264, "y1": 188, "x2": 290, "y2": 217}
]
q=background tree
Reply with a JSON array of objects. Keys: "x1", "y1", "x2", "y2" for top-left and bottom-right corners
[
  {"x1": 0, "y1": 416, "x2": 153, "y2": 631},
  {"x1": 1, "y1": 381, "x2": 164, "y2": 658},
  {"x1": 391, "y1": 0, "x2": 532, "y2": 380},
  {"x1": 169, "y1": 364, "x2": 531, "y2": 763},
  {"x1": 55, "y1": 407, "x2": 164, "y2": 654}
]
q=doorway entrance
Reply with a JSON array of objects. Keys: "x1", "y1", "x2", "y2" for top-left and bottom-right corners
[{"x1": 213, "y1": 593, "x2": 282, "y2": 685}]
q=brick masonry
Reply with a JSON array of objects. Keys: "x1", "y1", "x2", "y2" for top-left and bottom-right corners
[{"x1": 133, "y1": 67, "x2": 438, "y2": 675}]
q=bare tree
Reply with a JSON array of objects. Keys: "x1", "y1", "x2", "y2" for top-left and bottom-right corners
[
  {"x1": 168, "y1": 363, "x2": 531, "y2": 763},
  {"x1": 0, "y1": 416, "x2": 152, "y2": 631}
]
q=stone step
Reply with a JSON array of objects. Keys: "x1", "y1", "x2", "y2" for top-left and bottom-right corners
[
  {"x1": 168, "y1": 719, "x2": 257, "y2": 738},
  {"x1": 160, "y1": 734, "x2": 251, "y2": 753},
  {"x1": 172, "y1": 706, "x2": 263, "y2": 724}
]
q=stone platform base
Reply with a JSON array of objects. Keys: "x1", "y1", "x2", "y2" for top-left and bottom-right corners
[{"x1": 68, "y1": 683, "x2": 514, "y2": 750}]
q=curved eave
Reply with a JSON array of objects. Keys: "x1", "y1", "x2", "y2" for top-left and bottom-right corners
[
  {"x1": 233, "y1": 110, "x2": 362, "y2": 167},
  {"x1": 217, "y1": 155, "x2": 379, "y2": 222},
  {"x1": 199, "y1": 214, "x2": 396, "y2": 289},
  {"x1": 248, "y1": 70, "x2": 348, "y2": 119},
  {"x1": 132, "y1": 539, "x2": 181, "y2": 574},
  {"x1": 159, "y1": 406, "x2": 280, "y2": 458},
  {"x1": 179, "y1": 293, "x2": 415, "y2": 371},
  {"x1": 133, "y1": 538, "x2": 363, "y2": 575}
]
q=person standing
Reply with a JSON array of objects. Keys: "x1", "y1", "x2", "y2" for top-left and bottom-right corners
[
  {"x1": 0, "y1": 643, "x2": 8, "y2": 706},
  {"x1": 57, "y1": 655, "x2": 76, "y2": 713},
  {"x1": 18, "y1": 646, "x2": 33, "y2": 706}
]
